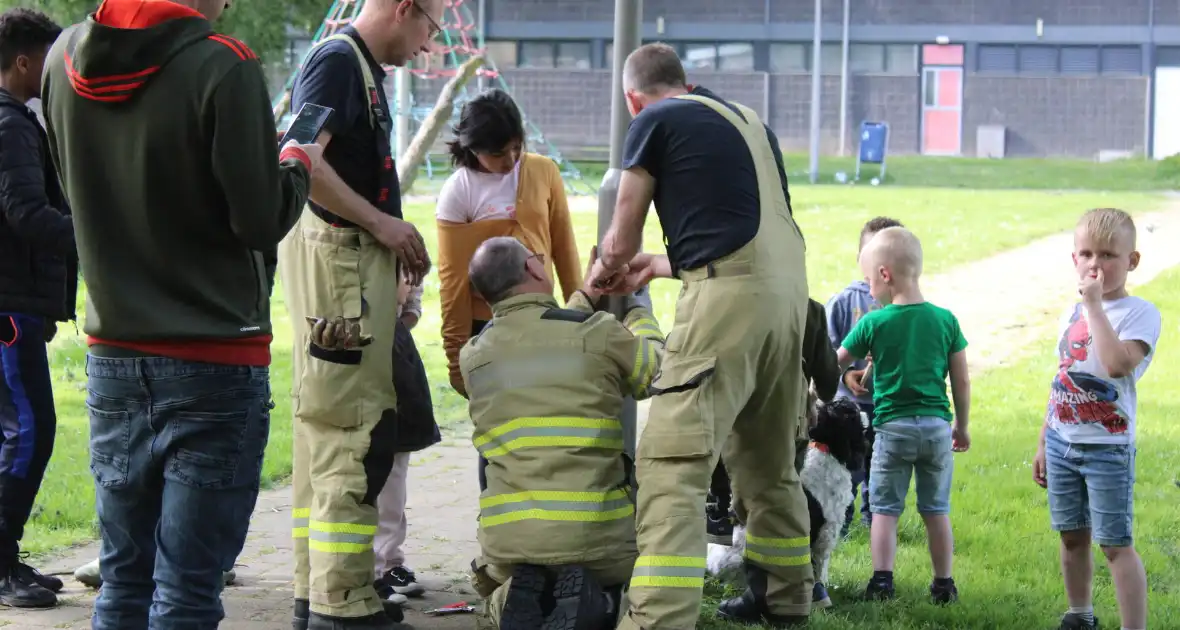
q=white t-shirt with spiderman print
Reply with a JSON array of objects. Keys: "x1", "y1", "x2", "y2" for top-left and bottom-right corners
[{"x1": 1046, "y1": 297, "x2": 1161, "y2": 445}]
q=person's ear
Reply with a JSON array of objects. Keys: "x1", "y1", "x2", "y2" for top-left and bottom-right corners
[
  {"x1": 1129, "y1": 251, "x2": 1141, "y2": 271},
  {"x1": 14, "y1": 55, "x2": 28, "y2": 76}
]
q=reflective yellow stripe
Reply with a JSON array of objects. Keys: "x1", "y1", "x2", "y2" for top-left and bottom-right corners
[
  {"x1": 628, "y1": 337, "x2": 660, "y2": 397},
  {"x1": 744, "y1": 533, "x2": 811, "y2": 567},
  {"x1": 629, "y1": 555, "x2": 706, "y2": 589},
  {"x1": 305, "y1": 520, "x2": 377, "y2": 554},
  {"x1": 292, "y1": 507, "x2": 310, "y2": 539},
  {"x1": 473, "y1": 417, "x2": 623, "y2": 458},
  {"x1": 479, "y1": 488, "x2": 634, "y2": 528}
]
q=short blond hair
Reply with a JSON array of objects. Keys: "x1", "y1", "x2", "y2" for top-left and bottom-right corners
[
  {"x1": 1077, "y1": 208, "x2": 1136, "y2": 249},
  {"x1": 861, "y1": 226, "x2": 923, "y2": 280},
  {"x1": 623, "y1": 43, "x2": 687, "y2": 94}
]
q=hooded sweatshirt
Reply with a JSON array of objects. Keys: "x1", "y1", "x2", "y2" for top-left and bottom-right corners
[
  {"x1": 41, "y1": 0, "x2": 311, "y2": 366},
  {"x1": 825, "y1": 280, "x2": 878, "y2": 406}
]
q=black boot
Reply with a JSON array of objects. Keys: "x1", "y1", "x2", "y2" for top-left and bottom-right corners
[
  {"x1": 15, "y1": 553, "x2": 62, "y2": 593},
  {"x1": 716, "y1": 564, "x2": 808, "y2": 627},
  {"x1": 545, "y1": 565, "x2": 609, "y2": 630},
  {"x1": 306, "y1": 610, "x2": 397, "y2": 630},
  {"x1": 0, "y1": 561, "x2": 56, "y2": 608},
  {"x1": 499, "y1": 565, "x2": 550, "y2": 630},
  {"x1": 293, "y1": 599, "x2": 310, "y2": 630}
]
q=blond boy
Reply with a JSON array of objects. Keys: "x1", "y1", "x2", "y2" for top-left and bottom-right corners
[
  {"x1": 1033, "y1": 208, "x2": 1160, "y2": 630},
  {"x1": 835, "y1": 227, "x2": 971, "y2": 604}
]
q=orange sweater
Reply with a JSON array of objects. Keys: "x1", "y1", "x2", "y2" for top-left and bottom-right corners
[{"x1": 437, "y1": 153, "x2": 583, "y2": 394}]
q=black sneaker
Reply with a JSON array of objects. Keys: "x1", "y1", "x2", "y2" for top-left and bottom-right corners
[
  {"x1": 376, "y1": 565, "x2": 425, "y2": 598},
  {"x1": 0, "y1": 564, "x2": 56, "y2": 608},
  {"x1": 1059, "y1": 612, "x2": 1100, "y2": 630},
  {"x1": 15, "y1": 554, "x2": 63, "y2": 593},
  {"x1": 929, "y1": 578, "x2": 958, "y2": 605},
  {"x1": 861, "y1": 575, "x2": 894, "y2": 601},
  {"x1": 307, "y1": 611, "x2": 396, "y2": 630},
  {"x1": 706, "y1": 506, "x2": 735, "y2": 546}
]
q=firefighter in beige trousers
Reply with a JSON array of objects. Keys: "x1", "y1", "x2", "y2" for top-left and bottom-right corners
[
  {"x1": 589, "y1": 43, "x2": 813, "y2": 628},
  {"x1": 460, "y1": 238, "x2": 665, "y2": 629}
]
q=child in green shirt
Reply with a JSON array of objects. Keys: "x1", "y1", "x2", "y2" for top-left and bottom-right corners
[{"x1": 836, "y1": 226, "x2": 972, "y2": 604}]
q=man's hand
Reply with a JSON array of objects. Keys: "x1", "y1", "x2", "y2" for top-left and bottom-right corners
[
  {"x1": 1033, "y1": 447, "x2": 1048, "y2": 488},
  {"x1": 1079, "y1": 268, "x2": 1104, "y2": 305},
  {"x1": 580, "y1": 246, "x2": 607, "y2": 304},
  {"x1": 587, "y1": 256, "x2": 629, "y2": 294},
  {"x1": 282, "y1": 140, "x2": 324, "y2": 173},
  {"x1": 952, "y1": 425, "x2": 970, "y2": 452},
  {"x1": 843, "y1": 368, "x2": 868, "y2": 397},
  {"x1": 305, "y1": 316, "x2": 372, "y2": 349},
  {"x1": 371, "y1": 215, "x2": 431, "y2": 285}
]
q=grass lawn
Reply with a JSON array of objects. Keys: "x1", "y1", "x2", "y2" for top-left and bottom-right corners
[
  {"x1": 23, "y1": 187, "x2": 1167, "y2": 557},
  {"x1": 698, "y1": 265, "x2": 1180, "y2": 630}
]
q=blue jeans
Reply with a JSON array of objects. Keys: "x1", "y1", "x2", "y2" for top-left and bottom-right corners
[
  {"x1": 1045, "y1": 428, "x2": 1136, "y2": 547},
  {"x1": 869, "y1": 416, "x2": 954, "y2": 517},
  {"x1": 86, "y1": 355, "x2": 271, "y2": 630}
]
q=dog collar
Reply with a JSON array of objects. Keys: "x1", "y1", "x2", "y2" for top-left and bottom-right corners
[{"x1": 808, "y1": 441, "x2": 830, "y2": 454}]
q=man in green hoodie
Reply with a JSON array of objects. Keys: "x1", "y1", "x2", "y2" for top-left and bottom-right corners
[{"x1": 40, "y1": 1, "x2": 323, "y2": 628}]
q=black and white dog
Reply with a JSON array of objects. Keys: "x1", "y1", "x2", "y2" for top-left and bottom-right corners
[{"x1": 707, "y1": 398, "x2": 869, "y2": 608}]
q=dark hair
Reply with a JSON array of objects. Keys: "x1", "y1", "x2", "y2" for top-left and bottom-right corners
[
  {"x1": 858, "y1": 216, "x2": 904, "y2": 251},
  {"x1": 0, "y1": 8, "x2": 60, "y2": 72},
  {"x1": 447, "y1": 88, "x2": 525, "y2": 171},
  {"x1": 623, "y1": 42, "x2": 687, "y2": 94},
  {"x1": 808, "y1": 398, "x2": 868, "y2": 472}
]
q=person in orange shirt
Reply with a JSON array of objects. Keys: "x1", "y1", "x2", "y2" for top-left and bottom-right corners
[{"x1": 435, "y1": 89, "x2": 582, "y2": 490}]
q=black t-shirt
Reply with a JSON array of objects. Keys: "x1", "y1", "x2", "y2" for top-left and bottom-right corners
[
  {"x1": 622, "y1": 86, "x2": 792, "y2": 273},
  {"x1": 290, "y1": 27, "x2": 401, "y2": 224}
]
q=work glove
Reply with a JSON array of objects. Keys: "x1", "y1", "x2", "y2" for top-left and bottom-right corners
[{"x1": 304, "y1": 316, "x2": 372, "y2": 350}]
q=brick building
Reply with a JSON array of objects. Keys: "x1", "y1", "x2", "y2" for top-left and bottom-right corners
[{"x1": 403, "y1": 0, "x2": 1180, "y2": 160}]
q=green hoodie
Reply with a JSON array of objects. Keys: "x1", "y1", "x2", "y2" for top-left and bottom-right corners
[{"x1": 41, "y1": 0, "x2": 310, "y2": 366}]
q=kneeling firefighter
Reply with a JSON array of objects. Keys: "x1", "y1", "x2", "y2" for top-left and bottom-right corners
[{"x1": 459, "y1": 237, "x2": 663, "y2": 629}]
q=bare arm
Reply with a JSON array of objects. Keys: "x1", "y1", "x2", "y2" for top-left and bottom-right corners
[
  {"x1": 948, "y1": 349, "x2": 971, "y2": 430},
  {"x1": 1083, "y1": 299, "x2": 1149, "y2": 379},
  {"x1": 599, "y1": 167, "x2": 654, "y2": 272},
  {"x1": 836, "y1": 346, "x2": 859, "y2": 370}
]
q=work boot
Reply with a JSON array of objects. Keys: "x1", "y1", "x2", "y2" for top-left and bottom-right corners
[
  {"x1": 499, "y1": 564, "x2": 550, "y2": 630},
  {"x1": 293, "y1": 599, "x2": 310, "y2": 630},
  {"x1": 16, "y1": 553, "x2": 62, "y2": 593},
  {"x1": 544, "y1": 565, "x2": 609, "y2": 630},
  {"x1": 307, "y1": 611, "x2": 397, "y2": 630},
  {"x1": 0, "y1": 562, "x2": 57, "y2": 608},
  {"x1": 716, "y1": 564, "x2": 808, "y2": 627}
]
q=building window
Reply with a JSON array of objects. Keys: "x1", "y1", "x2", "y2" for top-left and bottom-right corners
[
  {"x1": 977, "y1": 44, "x2": 1018, "y2": 73},
  {"x1": 1060, "y1": 46, "x2": 1100, "y2": 75},
  {"x1": 849, "y1": 44, "x2": 885, "y2": 73},
  {"x1": 1018, "y1": 45, "x2": 1058, "y2": 74},
  {"x1": 556, "y1": 41, "x2": 592, "y2": 69},
  {"x1": 885, "y1": 44, "x2": 917, "y2": 74},
  {"x1": 1101, "y1": 46, "x2": 1142, "y2": 75},
  {"x1": 770, "y1": 43, "x2": 807, "y2": 72},
  {"x1": 485, "y1": 40, "x2": 518, "y2": 69},
  {"x1": 683, "y1": 43, "x2": 718, "y2": 70},
  {"x1": 519, "y1": 41, "x2": 556, "y2": 68},
  {"x1": 717, "y1": 43, "x2": 755, "y2": 71}
]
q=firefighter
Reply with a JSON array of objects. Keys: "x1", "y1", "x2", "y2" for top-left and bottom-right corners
[
  {"x1": 460, "y1": 237, "x2": 665, "y2": 629},
  {"x1": 588, "y1": 43, "x2": 813, "y2": 628}
]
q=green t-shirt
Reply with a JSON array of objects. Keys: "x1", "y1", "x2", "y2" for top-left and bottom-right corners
[{"x1": 841, "y1": 302, "x2": 967, "y2": 425}]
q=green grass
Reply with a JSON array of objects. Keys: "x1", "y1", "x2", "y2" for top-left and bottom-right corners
[
  {"x1": 698, "y1": 267, "x2": 1180, "y2": 629},
  {"x1": 23, "y1": 187, "x2": 1168, "y2": 557},
  {"x1": 559, "y1": 154, "x2": 1180, "y2": 192}
]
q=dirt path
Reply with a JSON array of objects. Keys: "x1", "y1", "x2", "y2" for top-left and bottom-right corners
[{"x1": 7, "y1": 201, "x2": 1179, "y2": 629}]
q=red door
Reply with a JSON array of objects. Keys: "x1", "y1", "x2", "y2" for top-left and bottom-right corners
[{"x1": 920, "y1": 44, "x2": 964, "y2": 155}]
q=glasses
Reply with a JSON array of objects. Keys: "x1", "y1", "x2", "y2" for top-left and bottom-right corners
[{"x1": 412, "y1": 0, "x2": 442, "y2": 40}]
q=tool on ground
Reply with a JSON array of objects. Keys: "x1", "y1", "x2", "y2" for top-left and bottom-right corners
[{"x1": 424, "y1": 601, "x2": 476, "y2": 615}]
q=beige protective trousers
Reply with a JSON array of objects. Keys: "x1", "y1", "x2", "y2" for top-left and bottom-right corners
[
  {"x1": 618, "y1": 96, "x2": 813, "y2": 629},
  {"x1": 278, "y1": 208, "x2": 401, "y2": 619}
]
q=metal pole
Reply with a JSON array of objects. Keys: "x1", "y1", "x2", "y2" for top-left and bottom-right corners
[
  {"x1": 394, "y1": 66, "x2": 412, "y2": 160},
  {"x1": 599, "y1": 0, "x2": 644, "y2": 461},
  {"x1": 838, "y1": 0, "x2": 850, "y2": 157},
  {"x1": 808, "y1": 0, "x2": 822, "y2": 183},
  {"x1": 477, "y1": 0, "x2": 487, "y2": 91}
]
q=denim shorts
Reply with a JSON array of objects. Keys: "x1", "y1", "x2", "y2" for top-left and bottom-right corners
[
  {"x1": 869, "y1": 416, "x2": 953, "y2": 516},
  {"x1": 1045, "y1": 429, "x2": 1136, "y2": 547}
]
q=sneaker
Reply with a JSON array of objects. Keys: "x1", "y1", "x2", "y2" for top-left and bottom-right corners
[
  {"x1": 376, "y1": 565, "x2": 425, "y2": 598},
  {"x1": 223, "y1": 569, "x2": 236, "y2": 586},
  {"x1": 0, "y1": 564, "x2": 56, "y2": 608},
  {"x1": 1059, "y1": 612, "x2": 1100, "y2": 630},
  {"x1": 706, "y1": 505, "x2": 735, "y2": 546},
  {"x1": 929, "y1": 578, "x2": 958, "y2": 605},
  {"x1": 74, "y1": 558, "x2": 102, "y2": 588},
  {"x1": 861, "y1": 575, "x2": 894, "y2": 601},
  {"x1": 15, "y1": 554, "x2": 62, "y2": 593},
  {"x1": 812, "y1": 581, "x2": 832, "y2": 609}
]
